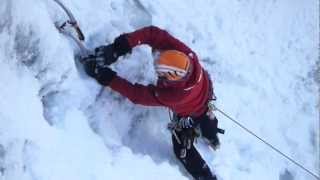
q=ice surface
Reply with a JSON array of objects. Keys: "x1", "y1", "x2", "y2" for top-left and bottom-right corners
[{"x1": 0, "y1": 0, "x2": 319, "y2": 180}]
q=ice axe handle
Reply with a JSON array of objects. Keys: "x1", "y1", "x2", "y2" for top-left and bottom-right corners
[
  {"x1": 65, "y1": 20, "x2": 85, "y2": 41},
  {"x1": 75, "y1": 25, "x2": 85, "y2": 41}
]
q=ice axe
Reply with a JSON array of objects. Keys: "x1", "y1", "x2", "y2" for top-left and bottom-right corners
[{"x1": 53, "y1": 0, "x2": 91, "y2": 58}]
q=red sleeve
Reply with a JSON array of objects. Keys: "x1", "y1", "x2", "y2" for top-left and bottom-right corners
[
  {"x1": 127, "y1": 26, "x2": 192, "y2": 55},
  {"x1": 109, "y1": 75, "x2": 164, "y2": 106}
]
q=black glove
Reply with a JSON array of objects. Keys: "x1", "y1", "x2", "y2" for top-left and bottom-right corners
[
  {"x1": 82, "y1": 55, "x2": 117, "y2": 86},
  {"x1": 94, "y1": 34, "x2": 131, "y2": 65},
  {"x1": 82, "y1": 55, "x2": 98, "y2": 77},
  {"x1": 94, "y1": 66, "x2": 117, "y2": 85},
  {"x1": 113, "y1": 34, "x2": 131, "y2": 56},
  {"x1": 94, "y1": 44, "x2": 117, "y2": 65}
]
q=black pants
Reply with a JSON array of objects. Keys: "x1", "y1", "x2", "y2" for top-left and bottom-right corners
[{"x1": 172, "y1": 114, "x2": 218, "y2": 180}]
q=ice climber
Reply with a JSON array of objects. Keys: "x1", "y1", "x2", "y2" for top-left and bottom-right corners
[{"x1": 82, "y1": 26, "x2": 223, "y2": 180}]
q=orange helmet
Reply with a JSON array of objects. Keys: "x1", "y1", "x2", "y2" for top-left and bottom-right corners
[{"x1": 155, "y1": 50, "x2": 190, "y2": 81}]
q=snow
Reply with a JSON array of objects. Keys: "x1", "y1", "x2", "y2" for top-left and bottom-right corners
[{"x1": 0, "y1": 0, "x2": 319, "y2": 180}]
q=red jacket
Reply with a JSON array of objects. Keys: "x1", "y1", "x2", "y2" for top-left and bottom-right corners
[{"x1": 109, "y1": 26, "x2": 213, "y2": 118}]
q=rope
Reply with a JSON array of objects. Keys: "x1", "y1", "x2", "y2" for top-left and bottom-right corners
[{"x1": 214, "y1": 106, "x2": 320, "y2": 180}]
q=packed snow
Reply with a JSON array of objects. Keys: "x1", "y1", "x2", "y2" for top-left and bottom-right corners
[{"x1": 0, "y1": 0, "x2": 319, "y2": 180}]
